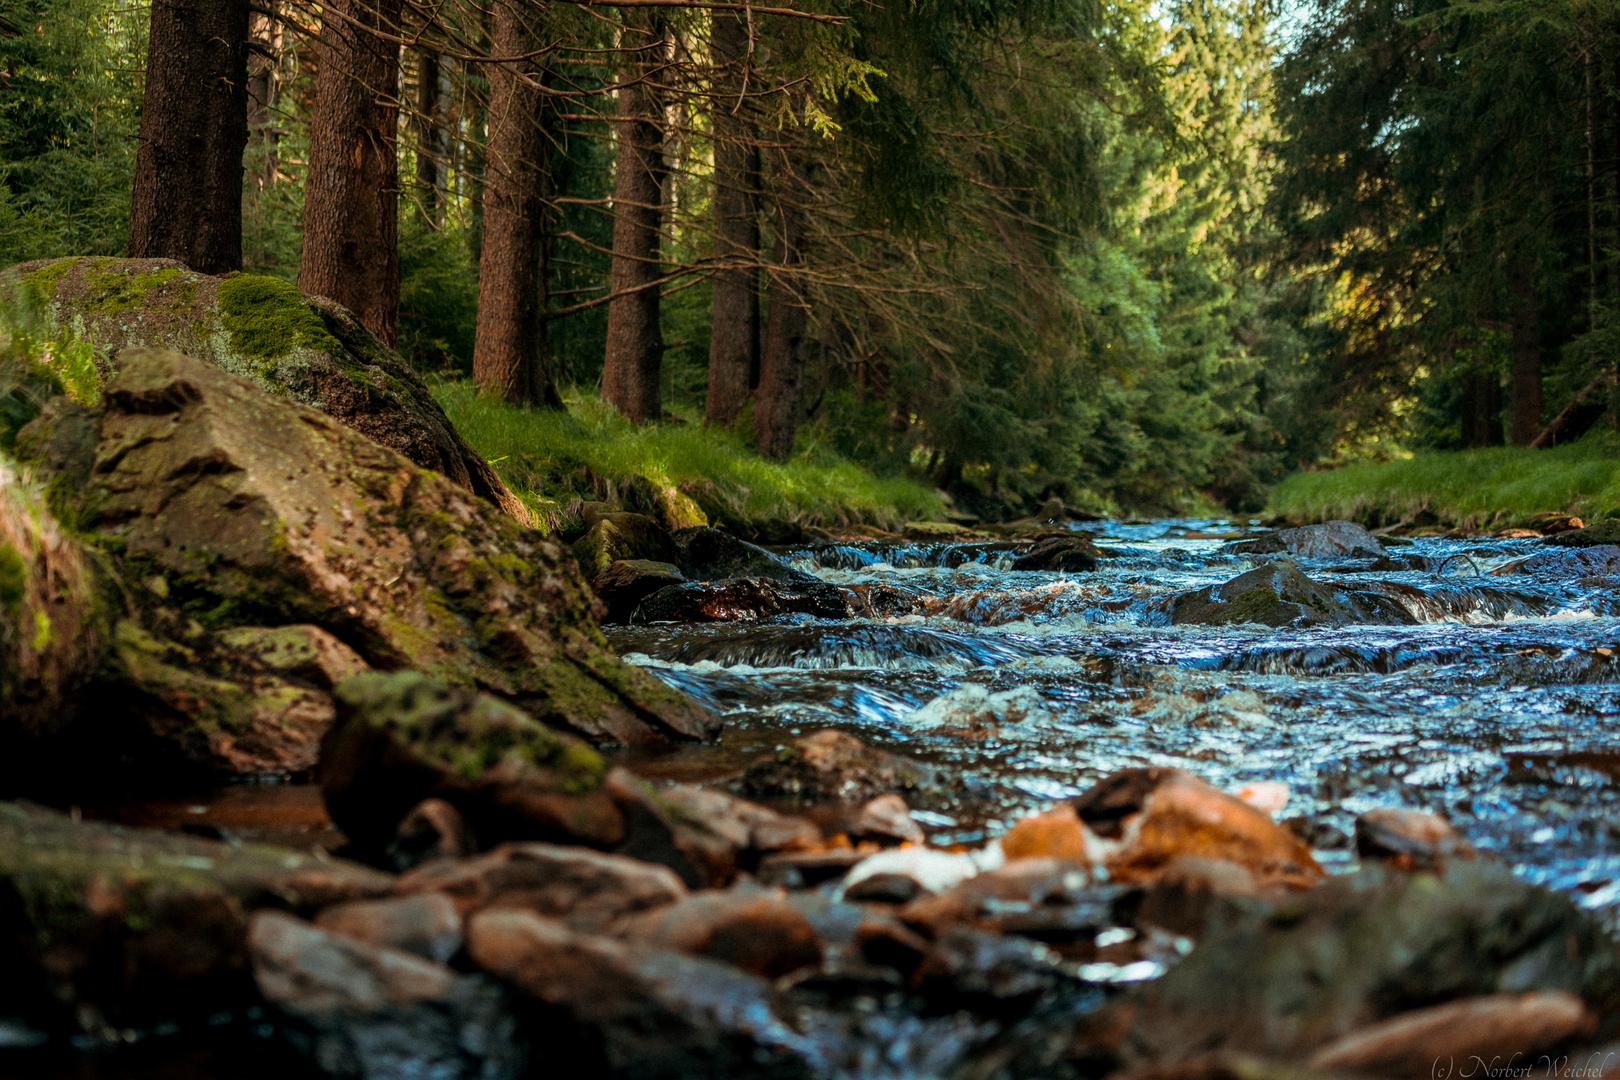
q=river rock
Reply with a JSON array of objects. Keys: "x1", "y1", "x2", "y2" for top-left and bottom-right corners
[
  {"x1": 1545, "y1": 518, "x2": 1620, "y2": 547},
  {"x1": 1168, "y1": 560, "x2": 1415, "y2": 627},
  {"x1": 850, "y1": 793, "x2": 926, "y2": 846},
  {"x1": 0, "y1": 801, "x2": 392, "y2": 1032},
  {"x1": 250, "y1": 911, "x2": 521, "y2": 1080},
  {"x1": 1222, "y1": 521, "x2": 1385, "y2": 559},
  {"x1": 1496, "y1": 544, "x2": 1620, "y2": 576},
  {"x1": 313, "y1": 892, "x2": 463, "y2": 963},
  {"x1": 572, "y1": 513, "x2": 682, "y2": 579},
  {"x1": 1306, "y1": 990, "x2": 1595, "y2": 1077},
  {"x1": 738, "y1": 728, "x2": 948, "y2": 805},
  {"x1": 80, "y1": 349, "x2": 709, "y2": 746},
  {"x1": 5, "y1": 257, "x2": 529, "y2": 520},
  {"x1": 592, "y1": 559, "x2": 685, "y2": 623},
  {"x1": 650, "y1": 781, "x2": 823, "y2": 856},
  {"x1": 464, "y1": 907, "x2": 814, "y2": 1078},
  {"x1": 1072, "y1": 768, "x2": 1325, "y2": 889},
  {"x1": 387, "y1": 797, "x2": 476, "y2": 871},
  {"x1": 618, "y1": 886, "x2": 825, "y2": 978},
  {"x1": 321, "y1": 672, "x2": 625, "y2": 856},
  {"x1": 1011, "y1": 536, "x2": 1101, "y2": 572},
  {"x1": 1353, "y1": 807, "x2": 1474, "y2": 870},
  {"x1": 901, "y1": 858, "x2": 1118, "y2": 941},
  {"x1": 1100, "y1": 860, "x2": 1620, "y2": 1069},
  {"x1": 998, "y1": 805, "x2": 1097, "y2": 863},
  {"x1": 394, "y1": 841, "x2": 687, "y2": 932},
  {"x1": 636, "y1": 577, "x2": 852, "y2": 622},
  {"x1": 676, "y1": 526, "x2": 817, "y2": 584}
]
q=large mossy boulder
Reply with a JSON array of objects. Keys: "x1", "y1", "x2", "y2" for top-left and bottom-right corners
[{"x1": 3, "y1": 256, "x2": 529, "y2": 522}]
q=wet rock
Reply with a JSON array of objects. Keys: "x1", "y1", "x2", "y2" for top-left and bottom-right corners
[
  {"x1": 1307, "y1": 990, "x2": 1595, "y2": 1077},
  {"x1": 649, "y1": 780, "x2": 823, "y2": 857},
  {"x1": 911, "y1": 926, "x2": 1080, "y2": 1012},
  {"x1": 82, "y1": 349, "x2": 709, "y2": 745},
  {"x1": 386, "y1": 798, "x2": 476, "y2": 871},
  {"x1": 1546, "y1": 518, "x2": 1620, "y2": 547},
  {"x1": 465, "y1": 907, "x2": 814, "y2": 1078},
  {"x1": 844, "y1": 873, "x2": 932, "y2": 905},
  {"x1": 842, "y1": 581, "x2": 930, "y2": 617},
  {"x1": 618, "y1": 886, "x2": 825, "y2": 978},
  {"x1": 1168, "y1": 560, "x2": 1415, "y2": 627},
  {"x1": 851, "y1": 793, "x2": 925, "y2": 846},
  {"x1": 214, "y1": 624, "x2": 369, "y2": 689},
  {"x1": 1011, "y1": 536, "x2": 1101, "y2": 573},
  {"x1": 1222, "y1": 521, "x2": 1386, "y2": 559},
  {"x1": 0, "y1": 454, "x2": 107, "y2": 741},
  {"x1": 1281, "y1": 814, "x2": 1352, "y2": 851},
  {"x1": 572, "y1": 513, "x2": 682, "y2": 580},
  {"x1": 6, "y1": 257, "x2": 528, "y2": 520},
  {"x1": 0, "y1": 801, "x2": 392, "y2": 1031},
  {"x1": 904, "y1": 683, "x2": 1060, "y2": 739},
  {"x1": 1496, "y1": 544, "x2": 1620, "y2": 576},
  {"x1": 313, "y1": 892, "x2": 462, "y2": 964},
  {"x1": 1072, "y1": 768, "x2": 1324, "y2": 889},
  {"x1": 250, "y1": 911, "x2": 521, "y2": 1080},
  {"x1": 320, "y1": 672, "x2": 625, "y2": 857},
  {"x1": 1354, "y1": 807, "x2": 1475, "y2": 870},
  {"x1": 1103, "y1": 861, "x2": 1620, "y2": 1068},
  {"x1": 901, "y1": 858, "x2": 1118, "y2": 941},
  {"x1": 1130, "y1": 856, "x2": 1281, "y2": 938},
  {"x1": 591, "y1": 559, "x2": 685, "y2": 624},
  {"x1": 998, "y1": 806, "x2": 1097, "y2": 864},
  {"x1": 842, "y1": 847, "x2": 985, "y2": 897},
  {"x1": 395, "y1": 841, "x2": 686, "y2": 933},
  {"x1": 738, "y1": 728, "x2": 948, "y2": 805},
  {"x1": 636, "y1": 576, "x2": 852, "y2": 623},
  {"x1": 756, "y1": 849, "x2": 869, "y2": 888},
  {"x1": 675, "y1": 526, "x2": 818, "y2": 584}
]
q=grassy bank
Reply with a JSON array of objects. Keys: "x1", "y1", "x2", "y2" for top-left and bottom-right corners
[
  {"x1": 432, "y1": 381, "x2": 943, "y2": 531},
  {"x1": 1270, "y1": 431, "x2": 1620, "y2": 529}
]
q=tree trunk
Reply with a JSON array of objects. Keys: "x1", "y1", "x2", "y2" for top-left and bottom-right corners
[
  {"x1": 298, "y1": 0, "x2": 403, "y2": 346},
  {"x1": 601, "y1": 11, "x2": 668, "y2": 424},
  {"x1": 414, "y1": 49, "x2": 442, "y2": 222},
  {"x1": 126, "y1": 0, "x2": 250, "y2": 275},
  {"x1": 1459, "y1": 372, "x2": 1502, "y2": 449},
  {"x1": 1509, "y1": 253, "x2": 1543, "y2": 446},
  {"x1": 245, "y1": 2, "x2": 281, "y2": 193},
  {"x1": 705, "y1": 11, "x2": 760, "y2": 427},
  {"x1": 472, "y1": 2, "x2": 563, "y2": 409},
  {"x1": 754, "y1": 153, "x2": 811, "y2": 461}
]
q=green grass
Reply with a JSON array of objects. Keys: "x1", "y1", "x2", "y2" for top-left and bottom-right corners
[
  {"x1": 1270, "y1": 430, "x2": 1620, "y2": 529},
  {"x1": 431, "y1": 381, "x2": 944, "y2": 531}
]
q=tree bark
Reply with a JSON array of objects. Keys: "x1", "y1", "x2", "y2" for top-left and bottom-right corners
[
  {"x1": 245, "y1": 2, "x2": 281, "y2": 193},
  {"x1": 1509, "y1": 253, "x2": 1543, "y2": 446},
  {"x1": 472, "y1": 2, "x2": 563, "y2": 409},
  {"x1": 414, "y1": 49, "x2": 442, "y2": 221},
  {"x1": 126, "y1": 0, "x2": 250, "y2": 275},
  {"x1": 705, "y1": 11, "x2": 760, "y2": 427},
  {"x1": 754, "y1": 153, "x2": 811, "y2": 461},
  {"x1": 298, "y1": 0, "x2": 403, "y2": 346},
  {"x1": 601, "y1": 11, "x2": 668, "y2": 424}
]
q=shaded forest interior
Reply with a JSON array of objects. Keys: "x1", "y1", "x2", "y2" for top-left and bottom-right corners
[{"x1": 8, "y1": 0, "x2": 1620, "y2": 517}]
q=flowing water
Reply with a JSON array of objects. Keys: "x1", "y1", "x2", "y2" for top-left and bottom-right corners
[{"x1": 611, "y1": 520, "x2": 1620, "y2": 925}]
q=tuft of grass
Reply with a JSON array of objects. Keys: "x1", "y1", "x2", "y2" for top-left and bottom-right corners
[
  {"x1": 1270, "y1": 430, "x2": 1620, "y2": 529},
  {"x1": 431, "y1": 381, "x2": 944, "y2": 529}
]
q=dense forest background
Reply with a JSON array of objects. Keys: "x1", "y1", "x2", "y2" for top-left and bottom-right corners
[{"x1": 2, "y1": 0, "x2": 1615, "y2": 516}]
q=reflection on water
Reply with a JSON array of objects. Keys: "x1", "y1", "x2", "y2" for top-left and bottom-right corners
[{"x1": 611, "y1": 520, "x2": 1620, "y2": 926}]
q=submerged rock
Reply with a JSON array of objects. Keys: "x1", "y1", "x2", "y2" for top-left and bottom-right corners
[
  {"x1": 251, "y1": 911, "x2": 522, "y2": 1080},
  {"x1": 1221, "y1": 521, "x2": 1386, "y2": 559},
  {"x1": 1168, "y1": 560, "x2": 1416, "y2": 627},
  {"x1": 5, "y1": 257, "x2": 528, "y2": 520},
  {"x1": 1010, "y1": 535, "x2": 1101, "y2": 573},
  {"x1": 737, "y1": 728, "x2": 949, "y2": 805},
  {"x1": 79, "y1": 350, "x2": 709, "y2": 747},
  {"x1": 321, "y1": 672, "x2": 625, "y2": 856}
]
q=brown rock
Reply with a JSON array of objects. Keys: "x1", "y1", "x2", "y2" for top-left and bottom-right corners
[
  {"x1": 618, "y1": 887, "x2": 824, "y2": 978},
  {"x1": 738, "y1": 729, "x2": 947, "y2": 805},
  {"x1": 1010, "y1": 536, "x2": 1101, "y2": 572},
  {"x1": 636, "y1": 577, "x2": 852, "y2": 623},
  {"x1": 851, "y1": 794, "x2": 925, "y2": 846},
  {"x1": 900, "y1": 857, "x2": 1110, "y2": 940},
  {"x1": 844, "y1": 873, "x2": 931, "y2": 905},
  {"x1": 215, "y1": 624, "x2": 369, "y2": 689},
  {"x1": 395, "y1": 841, "x2": 686, "y2": 933},
  {"x1": 387, "y1": 797, "x2": 476, "y2": 872},
  {"x1": 998, "y1": 805, "x2": 1095, "y2": 863},
  {"x1": 1307, "y1": 991, "x2": 1596, "y2": 1077},
  {"x1": 1132, "y1": 856, "x2": 1279, "y2": 938},
  {"x1": 1074, "y1": 768, "x2": 1324, "y2": 889},
  {"x1": 314, "y1": 892, "x2": 462, "y2": 963},
  {"x1": 653, "y1": 781, "x2": 823, "y2": 854},
  {"x1": 1355, "y1": 807, "x2": 1475, "y2": 871},
  {"x1": 572, "y1": 514, "x2": 682, "y2": 580},
  {"x1": 591, "y1": 559, "x2": 685, "y2": 624},
  {"x1": 756, "y1": 849, "x2": 869, "y2": 889}
]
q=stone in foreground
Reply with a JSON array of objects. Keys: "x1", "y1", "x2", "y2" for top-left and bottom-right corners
[{"x1": 738, "y1": 728, "x2": 948, "y2": 805}]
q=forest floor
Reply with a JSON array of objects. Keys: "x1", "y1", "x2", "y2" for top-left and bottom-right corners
[
  {"x1": 1270, "y1": 429, "x2": 1620, "y2": 532},
  {"x1": 432, "y1": 381, "x2": 944, "y2": 534}
]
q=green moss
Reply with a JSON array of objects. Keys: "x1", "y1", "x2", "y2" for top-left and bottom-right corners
[
  {"x1": 0, "y1": 543, "x2": 25, "y2": 611},
  {"x1": 30, "y1": 609, "x2": 50, "y2": 650},
  {"x1": 217, "y1": 274, "x2": 343, "y2": 362},
  {"x1": 1215, "y1": 586, "x2": 1283, "y2": 625},
  {"x1": 18, "y1": 257, "x2": 82, "y2": 306},
  {"x1": 82, "y1": 264, "x2": 194, "y2": 320}
]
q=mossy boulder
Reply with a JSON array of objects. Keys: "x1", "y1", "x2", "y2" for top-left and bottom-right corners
[
  {"x1": 321, "y1": 672, "x2": 624, "y2": 857},
  {"x1": 78, "y1": 350, "x2": 711, "y2": 746},
  {"x1": 619, "y1": 473, "x2": 709, "y2": 532},
  {"x1": 571, "y1": 513, "x2": 682, "y2": 580},
  {"x1": 3, "y1": 257, "x2": 529, "y2": 522},
  {"x1": 1169, "y1": 560, "x2": 1417, "y2": 627},
  {"x1": 0, "y1": 800, "x2": 392, "y2": 1032}
]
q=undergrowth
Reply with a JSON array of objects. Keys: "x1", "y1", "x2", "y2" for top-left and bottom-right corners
[
  {"x1": 431, "y1": 381, "x2": 944, "y2": 530},
  {"x1": 1270, "y1": 430, "x2": 1620, "y2": 529}
]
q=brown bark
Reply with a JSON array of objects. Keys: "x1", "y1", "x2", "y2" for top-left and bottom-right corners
[
  {"x1": 414, "y1": 49, "x2": 442, "y2": 221},
  {"x1": 1459, "y1": 372, "x2": 1503, "y2": 449},
  {"x1": 1509, "y1": 254, "x2": 1543, "y2": 446},
  {"x1": 126, "y1": 0, "x2": 250, "y2": 275},
  {"x1": 601, "y1": 11, "x2": 669, "y2": 424},
  {"x1": 705, "y1": 11, "x2": 761, "y2": 427},
  {"x1": 472, "y1": 2, "x2": 563, "y2": 409},
  {"x1": 754, "y1": 154, "x2": 811, "y2": 461},
  {"x1": 298, "y1": 0, "x2": 403, "y2": 346}
]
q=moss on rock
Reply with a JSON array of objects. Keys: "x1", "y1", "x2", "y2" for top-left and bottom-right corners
[{"x1": 217, "y1": 273, "x2": 343, "y2": 361}]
